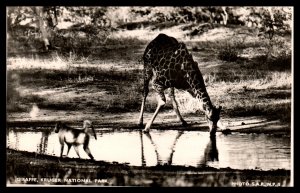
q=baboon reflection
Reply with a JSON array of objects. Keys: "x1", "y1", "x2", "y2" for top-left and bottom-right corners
[{"x1": 38, "y1": 129, "x2": 51, "y2": 154}]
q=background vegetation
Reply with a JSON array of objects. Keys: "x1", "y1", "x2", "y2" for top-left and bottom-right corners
[{"x1": 7, "y1": 6, "x2": 292, "y2": 127}]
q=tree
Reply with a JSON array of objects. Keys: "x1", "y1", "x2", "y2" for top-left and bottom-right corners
[
  {"x1": 7, "y1": 6, "x2": 60, "y2": 51},
  {"x1": 33, "y1": 6, "x2": 52, "y2": 51}
]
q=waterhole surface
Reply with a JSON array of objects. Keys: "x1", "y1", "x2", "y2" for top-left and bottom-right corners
[{"x1": 7, "y1": 128, "x2": 290, "y2": 170}]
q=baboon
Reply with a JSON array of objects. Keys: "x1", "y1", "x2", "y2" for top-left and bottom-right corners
[{"x1": 55, "y1": 120, "x2": 97, "y2": 160}]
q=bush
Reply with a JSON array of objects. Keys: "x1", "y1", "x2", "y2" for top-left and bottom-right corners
[{"x1": 218, "y1": 45, "x2": 238, "y2": 62}]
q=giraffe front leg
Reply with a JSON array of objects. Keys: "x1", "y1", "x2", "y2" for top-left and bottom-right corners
[
  {"x1": 144, "y1": 85, "x2": 166, "y2": 132},
  {"x1": 138, "y1": 66, "x2": 152, "y2": 127},
  {"x1": 138, "y1": 96, "x2": 146, "y2": 127},
  {"x1": 169, "y1": 88, "x2": 187, "y2": 127}
]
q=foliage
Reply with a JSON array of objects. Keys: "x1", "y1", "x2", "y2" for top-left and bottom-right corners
[
  {"x1": 7, "y1": 6, "x2": 292, "y2": 54},
  {"x1": 256, "y1": 7, "x2": 292, "y2": 60},
  {"x1": 216, "y1": 38, "x2": 247, "y2": 62},
  {"x1": 257, "y1": 7, "x2": 292, "y2": 39},
  {"x1": 7, "y1": 6, "x2": 292, "y2": 31},
  {"x1": 218, "y1": 45, "x2": 238, "y2": 62}
]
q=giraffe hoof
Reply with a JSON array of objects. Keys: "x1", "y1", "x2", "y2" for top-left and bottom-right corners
[
  {"x1": 210, "y1": 133, "x2": 216, "y2": 139},
  {"x1": 209, "y1": 128, "x2": 217, "y2": 136},
  {"x1": 181, "y1": 121, "x2": 188, "y2": 127},
  {"x1": 221, "y1": 128, "x2": 231, "y2": 135}
]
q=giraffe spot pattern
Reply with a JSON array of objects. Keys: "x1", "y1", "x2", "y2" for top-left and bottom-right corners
[{"x1": 142, "y1": 33, "x2": 213, "y2": 112}]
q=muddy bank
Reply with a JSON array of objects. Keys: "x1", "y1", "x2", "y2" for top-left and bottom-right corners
[
  {"x1": 6, "y1": 149, "x2": 290, "y2": 187},
  {"x1": 7, "y1": 111, "x2": 291, "y2": 135}
]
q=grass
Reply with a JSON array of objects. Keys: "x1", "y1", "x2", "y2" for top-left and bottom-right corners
[
  {"x1": 6, "y1": 25, "x2": 292, "y2": 125},
  {"x1": 6, "y1": 53, "x2": 144, "y2": 113},
  {"x1": 173, "y1": 71, "x2": 291, "y2": 123}
]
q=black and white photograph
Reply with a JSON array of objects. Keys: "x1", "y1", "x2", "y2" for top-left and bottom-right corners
[{"x1": 6, "y1": 6, "x2": 293, "y2": 187}]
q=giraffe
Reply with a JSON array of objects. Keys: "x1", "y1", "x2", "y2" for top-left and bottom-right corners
[{"x1": 138, "y1": 33, "x2": 226, "y2": 134}]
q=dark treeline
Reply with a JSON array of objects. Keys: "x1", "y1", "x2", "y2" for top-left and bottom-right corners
[{"x1": 7, "y1": 6, "x2": 292, "y2": 52}]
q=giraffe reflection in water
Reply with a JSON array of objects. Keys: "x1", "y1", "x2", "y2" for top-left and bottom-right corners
[
  {"x1": 139, "y1": 130, "x2": 218, "y2": 167},
  {"x1": 198, "y1": 134, "x2": 218, "y2": 167},
  {"x1": 37, "y1": 129, "x2": 51, "y2": 154}
]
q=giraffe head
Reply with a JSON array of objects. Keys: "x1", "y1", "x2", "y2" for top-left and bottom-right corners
[{"x1": 205, "y1": 106, "x2": 225, "y2": 135}]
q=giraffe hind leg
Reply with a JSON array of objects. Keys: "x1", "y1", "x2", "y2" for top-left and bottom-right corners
[{"x1": 169, "y1": 88, "x2": 187, "y2": 126}]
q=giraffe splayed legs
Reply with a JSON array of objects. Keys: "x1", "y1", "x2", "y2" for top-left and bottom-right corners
[{"x1": 139, "y1": 86, "x2": 188, "y2": 132}]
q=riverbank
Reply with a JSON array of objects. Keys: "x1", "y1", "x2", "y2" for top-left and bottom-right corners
[{"x1": 7, "y1": 149, "x2": 291, "y2": 187}]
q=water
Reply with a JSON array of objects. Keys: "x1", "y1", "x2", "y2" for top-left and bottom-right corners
[{"x1": 7, "y1": 128, "x2": 291, "y2": 171}]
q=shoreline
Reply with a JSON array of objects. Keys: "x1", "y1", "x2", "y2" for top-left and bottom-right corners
[{"x1": 7, "y1": 149, "x2": 291, "y2": 187}]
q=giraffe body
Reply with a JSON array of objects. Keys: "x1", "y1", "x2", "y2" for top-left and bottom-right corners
[{"x1": 139, "y1": 33, "x2": 225, "y2": 134}]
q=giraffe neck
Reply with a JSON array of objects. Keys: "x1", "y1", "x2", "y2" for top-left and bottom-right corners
[
  {"x1": 187, "y1": 72, "x2": 214, "y2": 114},
  {"x1": 193, "y1": 88, "x2": 213, "y2": 114}
]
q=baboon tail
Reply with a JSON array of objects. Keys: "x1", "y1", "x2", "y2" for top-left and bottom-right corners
[{"x1": 91, "y1": 126, "x2": 97, "y2": 140}]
